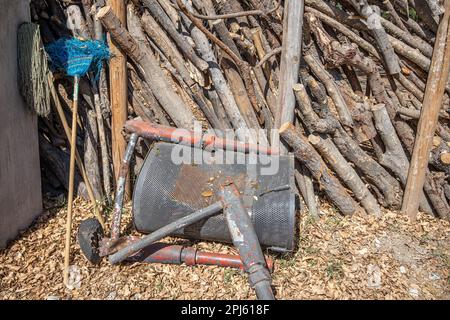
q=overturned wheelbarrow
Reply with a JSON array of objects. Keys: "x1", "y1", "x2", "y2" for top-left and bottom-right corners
[{"x1": 78, "y1": 120, "x2": 297, "y2": 300}]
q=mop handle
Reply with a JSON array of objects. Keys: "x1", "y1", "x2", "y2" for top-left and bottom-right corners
[{"x1": 63, "y1": 76, "x2": 80, "y2": 286}]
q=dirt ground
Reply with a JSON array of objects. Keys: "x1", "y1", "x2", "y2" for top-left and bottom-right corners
[{"x1": 0, "y1": 197, "x2": 448, "y2": 300}]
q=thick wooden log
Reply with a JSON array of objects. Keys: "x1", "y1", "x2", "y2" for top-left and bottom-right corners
[
  {"x1": 404, "y1": 16, "x2": 430, "y2": 40},
  {"x1": 280, "y1": 123, "x2": 363, "y2": 216},
  {"x1": 403, "y1": 2, "x2": 450, "y2": 220},
  {"x1": 97, "y1": 6, "x2": 195, "y2": 129},
  {"x1": 81, "y1": 0, "x2": 95, "y2": 38},
  {"x1": 92, "y1": 80, "x2": 111, "y2": 202},
  {"x1": 156, "y1": 0, "x2": 180, "y2": 25},
  {"x1": 107, "y1": 0, "x2": 128, "y2": 195},
  {"x1": 294, "y1": 118, "x2": 319, "y2": 219},
  {"x1": 440, "y1": 152, "x2": 450, "y2": 164},
  {"x1": 371, "y1": 104, "x2": 409, "y2": 183},
  {"x1": 221, "y1": 57, "x2": 263, "y2": 132},
  {"x1": 251, "y1": 28, "x2": 278, "y2": 113},
  {"x1": 275, "y1": 0, "x2": 304, "y2": 152},
  {"x1": 424, "y1": 171, "x2": 450, "y2": 220}
]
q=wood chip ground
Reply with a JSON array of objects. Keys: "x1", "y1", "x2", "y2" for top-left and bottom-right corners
[{"x1": 1, "y1": 198, "x2": 448, "y2": 300}]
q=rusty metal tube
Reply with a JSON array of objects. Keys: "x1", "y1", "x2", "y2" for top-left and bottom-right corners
[
  {"x1": 194, "y1": 251, "x2": 274, "y2": 272},
  {"x1": 124, "y1": 119, "x2": 278, "y2": 155},
  {"x1": 129, "y1": 243, "x2": 274, "y2": 270},
  {"x1": 108, "y1": 201, "x2": 224, "y2": 264}
]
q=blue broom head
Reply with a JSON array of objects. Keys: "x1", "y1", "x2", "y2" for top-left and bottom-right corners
[{"x1": 46, "y1": 38, "x2": 110, "y2": 78}]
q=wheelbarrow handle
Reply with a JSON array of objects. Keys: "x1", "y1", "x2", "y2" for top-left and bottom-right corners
[
  {"x1": 220, "y1": 184, "x2": 275, "y2": 300},
  {"x1": 124, "y1": 119, "x2": 278, "y2": 155},
  {"x1": 108, "y1": 201, "x2": 224, "y2": 265}
]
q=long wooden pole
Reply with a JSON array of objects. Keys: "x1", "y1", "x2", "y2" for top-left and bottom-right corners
[
  {"x1": 63, "y1": 76, "x2": 80, "y2": 286},
  {"x1": 108, "y1": 0, "x2": 128, "y2": 198},
  {"x1": 275, "y1": 0, "x2": 304, "y2": 145},
  {"x1": 402, "y1": 0, "x2": 450, "y2": 220}
]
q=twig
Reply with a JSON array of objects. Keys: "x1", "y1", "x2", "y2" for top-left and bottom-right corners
[
  {"x1": 256, "y1": 47, "x2": 282, "y2": 67},
  {"x1": 181, "y1": 0, "x2": 281, "y2": 20}
]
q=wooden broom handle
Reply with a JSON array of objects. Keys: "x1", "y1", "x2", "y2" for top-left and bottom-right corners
[{"x1": 63, "y1": 76, "x2": 80, "y2": 286}]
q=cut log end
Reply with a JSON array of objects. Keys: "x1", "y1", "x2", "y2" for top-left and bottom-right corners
[
  {"x1": 371, "y1": 103, "x2": 386, "y2": 112},
  {"x1": 279, "y1": 122, "x2": 294, "y2": 134},
  {"x1": 308, "y1": 134, "x2": 321, "y2": 145},
  {"x1": 432, "y1": 136, "x2": 442, "y2": 148},
  {"x1": 96, "y1": 6, "x2": 111, "y2": 19},
  {"x1": 292, "y1": 83, "x2": 304, "y2": 92},
  {"x1": 440, "y1": 152, "x2": 450, "y2": 164}
]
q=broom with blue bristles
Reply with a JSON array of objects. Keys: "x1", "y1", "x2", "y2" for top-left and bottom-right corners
[{"x1": 46, "y1": 37, "x2": 109, "y2": 286}]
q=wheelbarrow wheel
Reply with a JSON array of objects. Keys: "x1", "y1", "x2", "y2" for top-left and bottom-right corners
[{"x1": 77, "y1": 218, "x2": 104, "y2": 264}]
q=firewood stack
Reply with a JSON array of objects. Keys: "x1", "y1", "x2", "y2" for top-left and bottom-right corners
[{"x1": 32, "y1": 0, "x2": 450, "y2": 220}]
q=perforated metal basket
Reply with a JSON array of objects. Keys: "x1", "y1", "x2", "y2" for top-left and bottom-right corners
[{"x1": 132, "y1": 142, "x2": 296, "y2": 252}]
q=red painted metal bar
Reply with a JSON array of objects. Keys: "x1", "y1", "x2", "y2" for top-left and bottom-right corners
[
  {"x1": 128, "y1": 242, "x2": 274, "y2": 271},
  {"x1": 124, "y1": 119, "x2": 279, "y2": 155},
  {"x1": 195, "y1": 250, "x2": 274, "y2": 272}
]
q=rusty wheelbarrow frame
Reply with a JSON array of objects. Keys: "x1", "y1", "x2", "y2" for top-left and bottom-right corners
[{"x1": 78, "y1": 120, "x2": 278, "y2": 300}]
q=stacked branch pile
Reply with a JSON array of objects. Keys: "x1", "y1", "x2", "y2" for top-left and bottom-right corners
[{"x1": 32, "y1": 0, "x2": 450, "y2": 220}]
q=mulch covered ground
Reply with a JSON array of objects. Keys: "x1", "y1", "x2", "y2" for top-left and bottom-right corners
[{"x1": 1, "y1": 197, "x2": 448, "y2": 300}]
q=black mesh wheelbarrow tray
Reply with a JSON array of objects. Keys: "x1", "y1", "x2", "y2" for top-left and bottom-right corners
[{"x1": 78, "y1": 119, "x2": 297, "y2": 299}]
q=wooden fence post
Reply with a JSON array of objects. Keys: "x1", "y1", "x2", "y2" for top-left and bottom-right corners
[
  {"x1": 402, "y1": 0, "x2": 450, "y2": 220},
  {"x1": 108, "y1": 0, "x2": 129, "y2": 198}
]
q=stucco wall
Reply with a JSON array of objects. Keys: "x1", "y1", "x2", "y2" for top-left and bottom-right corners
[{"x1": 0, "y1": 0, "x2": 42, "y2": 248}]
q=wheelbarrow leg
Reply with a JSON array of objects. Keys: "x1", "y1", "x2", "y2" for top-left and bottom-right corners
[
  {"x1": 220, "y1": 184, "x2": 275, "y2": 300},
  {"x1": 79, "y1": 133, "x2": 139, "y2": 261},
  {"x1": 110, "y1": 133, "x2": 139, "y2": 242}
]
